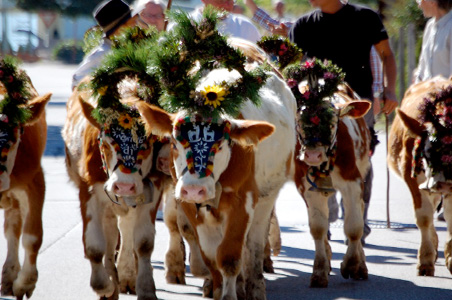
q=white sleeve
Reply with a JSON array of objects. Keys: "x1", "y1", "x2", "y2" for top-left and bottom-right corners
[{"x1": 71, "y1": 48, "x2": 107, "y2": 90}]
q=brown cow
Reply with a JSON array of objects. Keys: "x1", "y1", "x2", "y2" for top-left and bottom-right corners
[
  {"x1": 63, "y1": 77, "x2": 165, "y2": 300},
  {"x1": 137, "y1": 66, "x2": 296, "y2": 300},
  {"x1": 388, "y1": 75, "x2": 452, "y2": 276},
  {"x1": 0, "y1": 66, "x2": 51, "y2": 298},
  {"x1": 294, "y1": 83, "x2": 371, "y2": 287}
]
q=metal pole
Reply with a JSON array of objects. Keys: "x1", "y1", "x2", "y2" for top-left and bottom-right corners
[{"x1": 163, "y1": 0, "x2": 173, "y2": 31}]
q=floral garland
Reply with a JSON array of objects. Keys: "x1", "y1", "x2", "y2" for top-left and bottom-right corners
[
  {"x1": 173, "y1": 115, "x2": 231, "y2": 178},
  {"x1": 256, "y1": 35, "x2": 303, "y2": 70},
  {"x1": 283, "y1": 58, "x2": 345, "y2": 148},
  {"x1": 415, "y1": 85, "x2": 452, "y2": 180},
  {"x1": 0, "y1": 56, "x2": 32, "y2": 127},
  {"x1": 152, "y1": 7, "x2": 268, "y2": 119}
]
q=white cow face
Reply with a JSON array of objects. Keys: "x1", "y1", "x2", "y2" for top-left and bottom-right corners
[
  {"x1": 79, "y1": 99, "x2": 155, "y2": 200},
  {"x1": 0, "y1": 93, "x2": 51, "y2": 192},
  {"x1": 136, "y1": 103, "x2": 275, "y2": 206},
  {"x1": 405, "y1": 116, "x2": 452, "y2": 193},
  {"x1": 171, "y1": 115, "x2": 232, "y2": 203},
  {"x1": 0, "y1": 126, "x2": 21, "y2": 192},
  {"x1": 98, "y1": 120, "x2": 154, "y2": 198}
]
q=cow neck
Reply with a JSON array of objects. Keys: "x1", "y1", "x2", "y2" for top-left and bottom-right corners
[{"x1": 0, "y1": 126, "x2": 20, "y2": 175}]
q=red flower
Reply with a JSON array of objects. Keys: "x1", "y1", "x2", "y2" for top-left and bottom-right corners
[
  {"x1": 310, "y1": 115, "x2": 320, "y2": 125},
  {"x1": 7, "y1": 75, "x2": 13, "y2": 83},
  {"x1": 287, "y1": 78, "x2": 297, "y2": 88},
  {"x1": 304, "y1": 60, "x2": 315, "y2": 69},
  {"x1": 0, "y1": 70, "x2": 3, "y2": 78},
  {"x1": 278, "y1": 43, "x2": 288, "y2": 56},
  {"x1": 442, "y1": 136, "x2": 452, "y2": 144},
  {"x1": 441, "y1": 154, "x2": 452, "y2": 163},
  {"x1": 302, "y1": 91, "x2": 311, "y2": 100},
  {"x1": 170, "y1": 66, "x2": 178, "y2": 72}
]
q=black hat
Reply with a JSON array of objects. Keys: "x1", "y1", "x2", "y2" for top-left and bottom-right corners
[{"x1": 93, "y1": 0, "x2": 132, "y2": 37}]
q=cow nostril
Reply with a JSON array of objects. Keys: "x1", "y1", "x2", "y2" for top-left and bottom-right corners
[{"x1": 198, "y1": 188, "x2": 206, "y2": 196}]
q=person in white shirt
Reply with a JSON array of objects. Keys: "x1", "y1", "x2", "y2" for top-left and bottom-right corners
[
  {"x1": 415, "y1": 0, "x2": 452, "y2": 83},
  {"x1": 72, "y1": 0, "x2": 136, "y2": 90},
  {"x1": 190, "y1": 0, "x2": 261, "y2": 44}
]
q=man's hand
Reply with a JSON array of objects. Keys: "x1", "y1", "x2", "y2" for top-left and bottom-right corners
[
  {"x1": 381, "y1": 90, "x2": 398, "y2": 115},
  {"x1": 268, "y1": 22, "x2": 289, "y2": 37}
]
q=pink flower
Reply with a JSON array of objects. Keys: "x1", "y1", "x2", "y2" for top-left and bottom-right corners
[
  {"x1": 302, "y1": 91, "x2": 311, "y2": 100},
  {"x1": 304, "y1": 60, "x2": 315, "y2": 69},
  {"x1": 278, "y1": 44, "x2": 288, "y2": 56},
  {"x1": 324, "y1": 72, "x2": 335, "y2": 79},
  {"x1": 441, "y1": 155, "x2": 452, "y2": 163},
  {"x1": 7, "y1": 75, "x2": 13, "y2": 83},
  {"x1": 0, "y1": 114, "x2": 8, "y2": 123},
  {"x1": 287, "y1": 79, "x2": 297, "y2": 88},
  {"x1": 0, "y1": 70, "x2": 3, "y2": 78},
  {"x1": 442, "y1": 136, "x2": 452, "y2": 144},
  {"x1": 310, "y1": 115, "x2": 320, "y2": 125}
]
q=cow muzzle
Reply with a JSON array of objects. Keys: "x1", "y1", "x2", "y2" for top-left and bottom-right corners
[
  {"x1": 177, "y1": 180, "x2": 222, "y2": 209},
  {"x1": 300, "y1": 148, "x2": 327, "y2": 166}
]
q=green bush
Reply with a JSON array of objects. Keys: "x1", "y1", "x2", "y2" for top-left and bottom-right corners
[{"x1": 52, "y1": 40, "x2": 84, "y2": 64}]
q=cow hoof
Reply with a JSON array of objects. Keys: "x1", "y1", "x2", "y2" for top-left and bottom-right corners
[
  {"x1": 1, "y1": 282, "x2": 13, "y2": 296},
  {"x1": 309, "y1": 274, "x2": 328, "y2": 288},
  {"x1": 340, "y1": 258, "x2": 367, "y2": 280},
  {"x1": 12, "y1": 270, "x2": 38, "y2": 300},
  {"x1": 202, "y1": 278, "x2": 213, "y2": 298},
  {"x1": 446, "y1": 257, "x2": 452, "y2": 274},
  {"x1": 119, "y1": 278, "x2": 136, "y2": 294},
  {"x1": 263, "y1": 256, "x2": 275, "y2": 274},
  {"x1": 137, "y1": 294, "x2": 158, "y2": 300},
  {"x1": 417, "y1": 265, "x2": 435, "y2": 276},
  {"x1": 166, "y1": 272, "x2": 186, "y2": 285},
  {"x1": 92, "y1": 279, "x2": 116, "y2": 298},
  {"x1": 221, "y1": 296, "x2": 235, "y2": 300}
]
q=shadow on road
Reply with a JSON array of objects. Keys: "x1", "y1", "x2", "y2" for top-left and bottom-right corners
[{"x1": 45, "y1": 125, "x2": 65, "y2": 156}]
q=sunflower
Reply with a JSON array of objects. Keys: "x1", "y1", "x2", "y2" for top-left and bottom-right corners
[
  {"x1": 200, "y1": 85, "x2": 226, "y2": 108},
  {"x1": 118, "y1": 114, "x2": 134, "y2": 129}
]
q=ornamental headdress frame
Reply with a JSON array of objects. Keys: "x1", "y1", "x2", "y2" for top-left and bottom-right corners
[
  {"x1": 151, "y1": 7, "x2": 269, "y2": 119},
  {"x1": 412, "y1": 85, "x2": 452, "y2": 180},
  {"x1": 256, "y1": 35, "x2": 303, "y2": 71},
  {"x1": 283, "y1": 58, "x2": 345, "y2": 148}
]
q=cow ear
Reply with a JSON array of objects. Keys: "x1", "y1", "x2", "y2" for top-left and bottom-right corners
[
  {"x1": 338, "y1": 100, "x2": 371, "y2": 119},
  {"x1": 78, "y1": 96, "x2": 101, "y2": 130},
  {"x1": 135, "y1": 102, "x2": 174, "y2": 137},
  {"x1": 397, "y1": 108, "x2": 426, "y2": 138},
  {"x1": 229, "y1": 120, "x2": 275, "y2": 147},
  {"x1": 23, "y1": 93, "x2": 52, "y2": 126}
]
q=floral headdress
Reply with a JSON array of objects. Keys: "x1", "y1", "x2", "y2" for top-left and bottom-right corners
[
  {"x1": 88, "y1": 27, "x2": 162, "y2": 174},
  {"x1": 151, "y1": 7, "x2": 269, "y2": 119},
  {"x1": 283, "y1": 58, "x2": 345, "y2": 148},
  {"x1": 256, "y1": 35, "x2": 303, "y2": 71},
  {"x1": 412, "y1": 86, "x2": 452, "y2": 180}
]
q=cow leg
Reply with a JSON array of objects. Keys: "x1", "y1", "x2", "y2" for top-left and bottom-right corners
[
  {"x1": 133, "y1": 202, "x2": 158, "y2": 300},
  {"x1": 102, "y1": 207, "x2": 120, "y2": 300},
  {"x1": 13, "y1": 172, "x2": 45, "y2": 299},
  {"x1": 414, "y1": 190, "x2": 440, "y2": 276},
  {"x1": 117, "y1": 211, "x2": 137, "y2": 294},
  {"x1": 303, "y1": 189, "x2": 331, "y2": 287},
  {"x1": 1, "y1": 195, "x2": 21, "y2": 296},
  {"x1": 444, "y1": 194, "x2": 452, "y2": 274},
  {"x1": 164, "y1": 187, "x2": 187, "y2": 284},
  {"x1": 340, "y1": 182, "x2": 368, "y2": 281},
  {"x1": 264, "y1": 208, "x2": 281, "y2": 273},
  {"x1": 84, "y1": 185, "x2": 116, "y2": 298}
]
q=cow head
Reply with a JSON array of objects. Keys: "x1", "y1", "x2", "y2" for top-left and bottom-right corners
[
  {"x1": 296, "y1": 83, "x2": 371, "y2": 166},
  {"x1": 79, "y1": 97, "x2": 156, "y2": 202},
  {"x1": 0, "y1": 93, "x2": 52, "y2": 191},
  {"x1": 398, "y1": 94, "x2": 452, "y2": 193},
  {"x1": 136, "y1": 102, "x2": 274, "y2": 206}
]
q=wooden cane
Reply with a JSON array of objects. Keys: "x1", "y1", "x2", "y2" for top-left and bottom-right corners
[
  {"x1": 163, "y1": 0, "x2": 173, "y2": 31},
  {"x1": 381, "y1": 51, "x2": 391, "y2": 229}
]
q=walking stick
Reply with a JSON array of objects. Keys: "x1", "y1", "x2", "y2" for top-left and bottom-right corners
[
  {"x1": 163, "y1": 0, "x2": 173, "y2": 31},
  {"x1": 381, "y1": 51, "x2": 391, "y2": 228}
]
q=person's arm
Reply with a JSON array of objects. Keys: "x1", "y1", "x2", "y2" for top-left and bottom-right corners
[
  {"x1": 244, "y1": 0, "x2": 279, "y2": 32},
  {"x1": 374, "y1": 39, "x2": 398, "y2": 115},
  {"x1": 370, "y1": 46, "x2": 383, "y2": 115}
]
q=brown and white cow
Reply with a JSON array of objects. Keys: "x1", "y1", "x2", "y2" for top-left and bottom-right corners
[
  {"x1": 0, "y1": 79, "x2": 51, "y2": 298},
  {"x1": 294, "y1": 83, "x2": 371, "y2": 287},
  {"x1": 388, "y1": 75, "x2": 452, "y2": 276},
  {"x1": 62, "y1": 77, "x2": 165, "y2": 300},
  {"x1": 137, "y1": 67, "x2": 297, "y2": 300}
]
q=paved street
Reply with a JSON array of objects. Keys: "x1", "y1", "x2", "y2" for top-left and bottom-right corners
[{"x1": 0, "y1": 60, "x2": 451, "y2": 299}]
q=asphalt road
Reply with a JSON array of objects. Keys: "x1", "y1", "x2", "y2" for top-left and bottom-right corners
[{"x1": 0, "y1": 60, "x2": 450, "y2": 300}]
